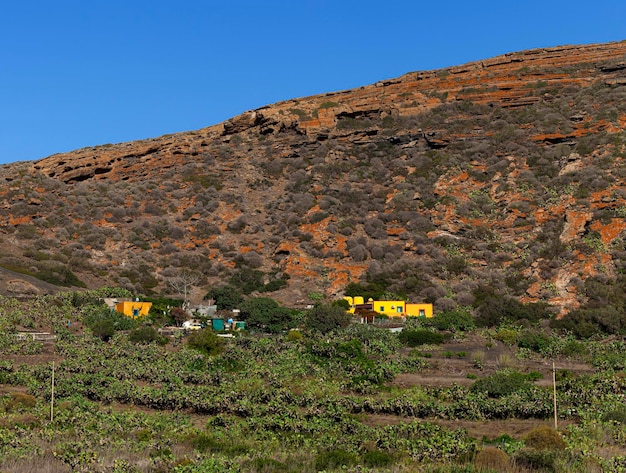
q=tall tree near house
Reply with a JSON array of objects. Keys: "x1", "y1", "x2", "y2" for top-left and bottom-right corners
[{"x1": 169, "y1": 269, "x2": 201, "y2": 311}]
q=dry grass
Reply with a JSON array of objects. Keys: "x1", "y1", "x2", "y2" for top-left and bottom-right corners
[{"x1": 0, "y1": 453, "x2": 70, "y2": 473}]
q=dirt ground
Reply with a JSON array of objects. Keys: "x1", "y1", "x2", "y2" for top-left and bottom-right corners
[
  {"x1": 382, "y1": 333, "x2": 597, "y2": 440},
  {"x1": 393, "y1": 333, "x2": 594, "y2": 389}
]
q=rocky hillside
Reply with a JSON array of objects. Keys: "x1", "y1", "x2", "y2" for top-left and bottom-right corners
[{"x1": 2, "y1": 41, "x2": 626, "y2": 316}]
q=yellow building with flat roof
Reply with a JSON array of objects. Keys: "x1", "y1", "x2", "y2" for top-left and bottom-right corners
[
  {"x1": 115, "y1": 301, "x2": 152, "y2": 319},
  {"x1": 343, "y1": 297, "x2": 433, "y2": 318}
]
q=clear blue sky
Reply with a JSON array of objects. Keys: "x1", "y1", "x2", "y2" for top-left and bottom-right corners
[{"x1": 1, "y1": 1, "x2": 624, "y2": 164}]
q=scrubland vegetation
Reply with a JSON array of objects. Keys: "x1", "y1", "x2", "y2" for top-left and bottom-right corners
[{"x1": 1, "y1": 288, "x2": 626, "y2": 472}]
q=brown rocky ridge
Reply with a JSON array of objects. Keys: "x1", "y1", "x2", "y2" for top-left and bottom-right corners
[{"x1": 0, "y1": 41, "x2": 625, "y2": 317}]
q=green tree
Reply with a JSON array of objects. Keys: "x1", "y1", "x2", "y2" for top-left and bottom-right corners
[
  {"x1": 204, "y1": 285, "x2": 243, "y2": 311},
  {"x1": 82, "y1": 304, "x2": 137, "y2": 340},
  {"x1": 239, "y1": 297, "x2": 294, "y2": 333},
  {"x1": 305, "y1": 303, "x2": 352, "y2": 334}
]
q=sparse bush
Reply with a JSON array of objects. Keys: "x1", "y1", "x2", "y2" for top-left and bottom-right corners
[
  {"x1": 362, "y1": 450, "x2": 394, "y2": 468},
  {"x1": 3, "y1": 392, "x2": 36, "y2": 412},
  {"x1": 398, "y1": 329, "x2": 446, "y2": 347},
  {"x1": 474, "y1": 446, "x2": 510, "y2": 472},
  {"x1": 524, "y1": 426, "x2": 566, "y2": 451},
  {"x1": 90, "y1": 319, "x2": 116, "y2": 342},
  {"x1": 472, "y1": 350, "x2": 486, "y2": 369},
  {"x1": 315, "y1": 449, "x2": 358, "y2": 471}
]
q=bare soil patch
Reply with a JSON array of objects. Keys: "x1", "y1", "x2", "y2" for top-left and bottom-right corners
[{"x1": 394, "y1": 333, "x2": 594, "y2": 389}]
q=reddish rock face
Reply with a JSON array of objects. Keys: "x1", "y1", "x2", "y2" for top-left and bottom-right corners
[{"x1": 0, "y1": 41, "x2": 625, "y2": 313}]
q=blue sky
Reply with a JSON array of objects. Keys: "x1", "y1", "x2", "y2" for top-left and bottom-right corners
[{"x1": 1, "y1": 1, "x2": 625, "y2": 164}]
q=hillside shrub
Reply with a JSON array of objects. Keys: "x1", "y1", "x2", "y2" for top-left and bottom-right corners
[
  {"x1": 3, "y1": 392, "x2": 36, "y2": 412},
  {"x1": 285, "y1": 329, "x2": 303, "y2": 342},
  {"x1": 36, "y1": 263, "x2": 86, "y2": 288},
  {"x1": 228, "y1": 267, "x2": 265, "y2": 294},
  {"x1": 246, "y1": 458, "x2": 288, "y2": 472},
  {"x1": 473, "y1": 446, "x2": 510, "y2": 472},
  {"x1": 362, "y1": 450, "x2": 394, "y2": 468},
  {"x1": 128, "y1": 326, "x2": 167, "y2": 345},
  {"x1": 602, "y1": 406, "x2": 626, "y2": 424},
  {"x1": 187, "y1": 329, "x2": 224, "y2": 356},
  {"x1": 398, "y1": 329, "x2": 445, "y2": 347},
  {"x1": 315, "y1": 450, "x2": 358, "y2": 470},
  {"x1": 518, "y1": 330, "x2": 552, "y2": 353},
  {"x1": 473, "y1": 285, "x2": 550, "y2": 327},
  {"x1": 524, "y1": 426, "x2": 566, "y2": 451},
  {"x1": 493, "y1": 328, "x2": 519, "y2": 345},
  {"x1": 513, "y1": 449, "x2": 559, "y2": 472},
  {"x1": 559, "y1": 339, "x2": 589, "y2": 358},
  {"x1": 90, "y1": 319, "x2": 116, "y2": 342},
  {"x1": 428, "y1": 307, "x2": 475, "y2": 332},
  {"x1": 470, "y1": 370, "x2": 534, "y2": 398}
]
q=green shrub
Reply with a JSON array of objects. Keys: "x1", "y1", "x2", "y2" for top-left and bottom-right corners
[
  {"x1": 493, "y1": 328, "x2": 519, "y2": 345},
  {"x1": 286, "y1": 329, "x2": 303, "y2": 342},
  {"x1": 90, "y1": 319, "x2": 116, "y2": 342},
  {"x1": 399, "y1": 329, "x2": 446, "y2": 347},
  {"x1": 315, "y1": 449, "x2": 358, "y2": 470},
  {"x1": 513, "y1": 448, "x2": 559, "y2": 471},
  {"x1": 259, "y1": 278, "x2": 288, "y2": 293},
  {"x1": 187, "y1": 329, "x2": 224, "y2": 356},
  {"x1": 602, "y1": 406, "x2": 626, "y2": 424},
  {"x1": 128, "y1": 326, "x2": 167, "y2": 345},
  {"x1": 362, "y1": 450, "x2": 394, "y2": 468},
  {"x1": 559, "y1": 339, "x2": 589, "y2": 358},
  {"x1": 204, "y1": 285, "x2": 243, "y2": 311},
  {"x1": 36, "y1": 263, "x2": 86, "y2": 287},
  {"x1": 518, "y1": 330, "x2": 552, "y2": 353},
  {"x1": 429, "y1": 307, "x2": 475, "y2": 332},
  {"x1": 190, "y1": 433, "x2": 220, "y2": 453},
  {"x1": 83, "y1": 305, "x2": 138, "y2": 341},
  {"x1": 470, "y1": 370, "x2": 534, "y2": 398},
  {"x1": 4, "y1": 392, "x2": 36, "y2": 412}
]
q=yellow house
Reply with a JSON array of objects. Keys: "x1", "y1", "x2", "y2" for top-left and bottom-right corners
[
  {"x1": 372, "y1": 300, "x2": 408, "y2": 317},
  {"x1": 115, "y1": 301, "x2": 152, "y2": 319},
  {"x1": 343, "y1": 297, "x2": 433, "y2": 318},
  {"x1": 406, "y1": 303, "x2": 433, "y2": 318},
  {"x1": 343, "y1": 296, "x2": 365, "y2": 314}
]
